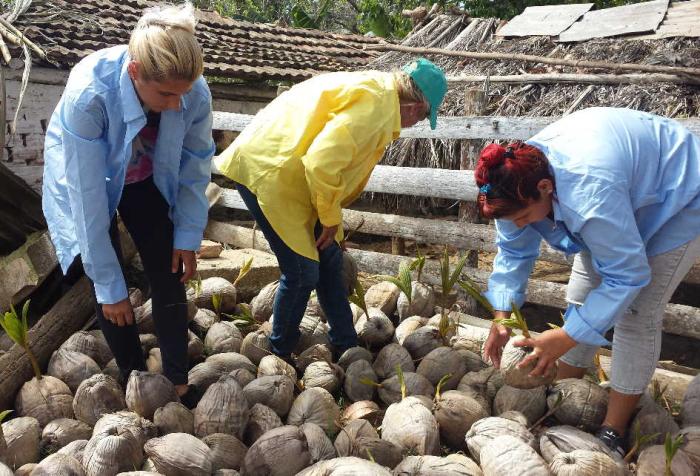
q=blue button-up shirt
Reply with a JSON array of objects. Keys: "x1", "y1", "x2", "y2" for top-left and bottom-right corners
[
  {"x1": 42, "y1": 46, "x2": 216, "y2": 304},
  {"x1": 485, "y1": 107, "x2": 700, "y2": 346}
]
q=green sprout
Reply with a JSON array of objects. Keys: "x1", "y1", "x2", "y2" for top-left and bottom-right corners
[
  {"x1": 664, "y1": 432, "x2": 685, "y2": 476},
  {"x1": 434, "y1": 373, "x2": 453, "y2": 402},
  {"x1": 396, "y1": 363, "x2": 407, "y2": 401},
  {"x1": 457, "y1": 278, "x2": 495, "y2": 314},
  {"x1": 223, "y1": 303, "x2": 257, "y2": 330},
  {"x1": 529, "y1": 390, "x2": 570, "y2": 430},
  {"x1": 348, "y1": 277, "x2": 369, "y2": 318},
  {"x1": 211, "y1": 293, "x2": 223, "y2": 317},
  {"x1": 0, "y1": 301, "x2": 41, "y2": 380},
  {"x1": 377, "y1": 260, "x2": 413, "y2": 304},
  {"x1": 437, "y1": 246, "x2": 469, "y2": 342},
  {"x1": 186, "y1": 274, "x2": 203, "y2": 298},
  {"x1": 409, "y1": 247, "x2": 426, "y2": 284},
  {"x1": 0, "y1": 410, "x2": 11, "y2": 423},
  {"x1": 233, "y1": 257, "x2": 254, "y2": 287},
  {"x1": 493, "y1": 302, "x2": 531, "y2": 339},
  {"x1": 624, "y1": 420, "x2": 660, "y2": 463}
]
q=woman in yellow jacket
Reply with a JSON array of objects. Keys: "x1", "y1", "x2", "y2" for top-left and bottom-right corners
[{"x1": 216, "y1": 59, "x2": 447, "y2": 360}]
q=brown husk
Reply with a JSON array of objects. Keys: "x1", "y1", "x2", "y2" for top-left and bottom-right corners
[
  {"x1": 40, "y1": 418, "x2": 92, "y2": 454},
  {"x1": 243, "y1": 403, "x2": 283, "y2": 445},
  {"x1": 372, "y1": 343, "x2": 415, "y2": 379},
  {"x1": 144, "y1": 433, "x2": 213, "y2": 476},
  {"x1": 479, "y1": 434, "x2": 550, "y2": 475},
  {"x1": 125, "y1": 371, "x2": 178, "y2": 420},
  {"x1": 343, "y1": 360, "x2": 377, "y2": 402},
  {"x1": 242, "y1": 375, "x2": 295, "y2": 418},
  {"x1": 465, "y1": 416, "x2": 536, "y2": 463},
  {"x1": 194, "y1": 375, "x2": 249, "y2": 439},
  {"x1": 202, "y1": 432, "x2": 247, "y2": 471},
  {"x1": 494, "y1": 385, "x2": 546, "y2": 425},
  {"x1": 16, "y1": 376, "x2": 74, "y2": 427},
  {"x1": 547, "y1": 378, "x2": 608, "y2": 432},
  {"x1": 2, "y1": 416, "x2": 40, "y2": 469},
  {"x1": 153, "y1": 402, "x2": 194, "y2": 435},
  {"x1": 73, "y1": 374, "x2": 126, "y2": 426},
  {"x1": 287, "y1": 388, "x2": 340, "y2": 436},
  {"x1": 47, "y1": 349, "x2": 101, "y2": 393},
  {"x1": 434, "y1": 390, "x2": 489, "y2": 450},
  {"x1": 241, "y1": 425, "x2": 311, "y2": 476},
  {"x1": 381, "y1": 396, "x2": 440, "y2": 456},
  {"x1": 416, "y1": 346, "x2": 467, "y2": 390}
]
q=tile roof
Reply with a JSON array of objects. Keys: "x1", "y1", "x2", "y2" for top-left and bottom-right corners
[{"x1": 8, "y1": 0, "x2": 381, "y2": 82}]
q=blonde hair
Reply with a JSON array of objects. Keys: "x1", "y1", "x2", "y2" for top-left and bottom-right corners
[
  {"x1": 392, "y1": 71, "x2": 427, "y2": 104},
  {"x1": 128, "y1": 1, "x2": 203, "y2": 82}
]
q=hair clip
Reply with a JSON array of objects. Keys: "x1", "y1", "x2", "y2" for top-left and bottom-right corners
[
  {"x1": 479, "y1": 184, "x2": 491, "y2": 194},
  {"x1": 503, "y1": 147, "x2": 516, "y2": 160}
]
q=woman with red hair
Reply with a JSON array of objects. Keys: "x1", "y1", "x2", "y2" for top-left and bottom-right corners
[{"x1": 477, "y1": 107, "x2": 700, "y2": 455}]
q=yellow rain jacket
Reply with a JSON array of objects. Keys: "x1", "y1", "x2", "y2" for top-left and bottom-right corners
[{"x1": 215, "y1": 71, "x2": 401, "y2": 261}]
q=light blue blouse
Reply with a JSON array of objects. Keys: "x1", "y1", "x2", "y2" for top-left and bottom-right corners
[
  {"x1": 43, "y1": 46, "x2": 216, "y2": 304},
  {"x1": 485, "y1": 107, "x2": 700, "y2": 346}
]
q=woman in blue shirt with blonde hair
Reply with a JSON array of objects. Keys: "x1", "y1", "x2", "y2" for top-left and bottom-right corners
[
  {"x1": 43, "y1": 1, "x2": 215, "y2": 406},
  {"x1": 477, "y1": 107, "x2": 700, "y2": 454}
]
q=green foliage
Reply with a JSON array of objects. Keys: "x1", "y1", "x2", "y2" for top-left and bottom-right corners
[
  {"x1": 624, "y1": 420, "x2": 660, "y2": 463},
  {"x1": 233, "y1": 256, "x2": 254, "y2": 287},
  {"x1": 377, "y1": 260, "x2": 413, "y2": 304},
  {"x1": 186, "y1": 274, "x2": 203, "y2": 298},
  {"x1": 1, "y1": 300, "x2": 41, "y2": 379},
  {"x1": 434, "y1": 373, "x2": 452, "y2": 401},
  {"x1": 0, "y1": 409, "x2": 12, "y2": 423},
  {"x1": 409, "y1": 248, "x2": 426, "y2": 284},
  {"x1": 457, "y1": 278, "x2": 494, "y2": 314},
  {"x1": 664, "y1": 432, "x2": 685, "y2": 476},
  {"x1": 396, "y1": 363, "x2": 407, "y2": 400},
  {"x1": 348, "y1": 277, "x2": 369, "y2": 317},
  {"x1": 223, "y1": 302, "x2": 257, "y2": 330},
  {"x1": 212, "y1": 293, "x2": 223, "y2": 317},
  {"x1": 493, "y1": 301, "x2": 531, "y2": 338}
]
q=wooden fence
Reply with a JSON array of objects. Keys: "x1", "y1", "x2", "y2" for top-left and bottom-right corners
[{"x1": 208, "y1": 111, "x2": 700, "y2": 341}]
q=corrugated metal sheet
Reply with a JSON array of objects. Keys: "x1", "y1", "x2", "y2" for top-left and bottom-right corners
[
  {"x1": 559, "y1": 0, "x2": 670, "y2": 42},
  {"x1": 632, "y1": 0, "x2": 700, "y2": 39},
  {"x1": 496, "y1": 4, "x2": 594, "y2": 37}
]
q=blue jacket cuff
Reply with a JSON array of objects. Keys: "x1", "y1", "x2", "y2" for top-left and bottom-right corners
[
  {"x1": 562, "y1": 304, "x2": 611, "y2": 347},
  {"x1": 93, "y1": 279, "x2": 129, "y2": 305},
  {"x1": 174, "y1": 228, "x2": 203, "y2": 251},
  {"x1": 484, "y1": 290, "x2": 526, "y2": 312}
]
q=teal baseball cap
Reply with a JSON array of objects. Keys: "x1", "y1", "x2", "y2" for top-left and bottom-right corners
[{"x1": 402, "y1": 58, "x2": 447, "y2": 130}]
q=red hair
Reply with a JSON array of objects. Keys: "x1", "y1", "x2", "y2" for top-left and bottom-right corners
[{"x1": 475, "y1": 142, "x2": 552, "y2": 218}]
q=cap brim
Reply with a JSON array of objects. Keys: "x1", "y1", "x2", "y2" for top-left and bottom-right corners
[{"x1": 429, "y1": 109, "x2": 437, "y2": 130}]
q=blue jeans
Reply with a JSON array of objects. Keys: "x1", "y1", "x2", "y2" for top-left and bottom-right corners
[{"x1": 236, "y1": 183, "x2": 358, "y2": 356}]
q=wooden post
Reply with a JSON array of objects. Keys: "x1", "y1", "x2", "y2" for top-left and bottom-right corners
[{"x1": 391, "y1": 237, "x2": 406, "y2": 256}]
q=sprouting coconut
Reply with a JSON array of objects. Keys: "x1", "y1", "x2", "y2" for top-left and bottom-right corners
[
  {"x1": 683, "y1": 374, "x2": 700, "y2": 428},
  {"x1": 40, "y1": 418, "x2": 92, "y2": 454},
  {"x1": 394, "y1": 316, "x2": 427, "y2": 345},
  {"x1": 340, "y1": 401, "x2": 383, "y2": 428},
  {"x1": 547, "y1": 378, "x2": 608, "y2": 432},
  {"x1": 300, "y1": 422, "x2": 337, "y2": 464},
  {"x1": 295, "y1": 314, "x2": 330, "y2": 354},
  {"x1": 334, "y1": 419, "x2": 378, "y2": 457},
  {"x1": 465, "y1": 416, "x2": 537, "y2": 463},
  {"x1": 354, "y1": 308, "x2": 394, "y2": 348},
  {"x1": 451, "y1": 325, "x2": 490, "y2": 356},
  {"x1": 59, "y1": 330, "x2": 113, "y2": 368},
  {"x1": 343, "y1": 360, "x2": 377, "y2": 402},
  {"x1": 454, "y1": 347, "x2": 488, "y2": 373},
  {"x1": 92, "y1": 411, "x2": 157, "y2": 448},
  {"x1": 458, "y1": 367, "x2": 505, "y2": 404},
  {"x1": 2, "y1": 416, "x2": 40, "y2": 469},
  {"x1": 30, "y1": 453, "x2": 85, "y2": 476},
  {"x1": 154, "y1": 402, "x2": 194, "y2": 435},
  {"x1": 455, "y1": 384, "x2": 492, "y2": 416},
  {"x1": 47, "y1": 349, "x2": 101, "y2": 393},
  {"x1": 229, "y1": 367, "x2": 257, "y2": 389},
  {"x1": 251, "y1": 281, "x2": 279, "y2": 322},
  {"x1": 136, "y1": 299, "x2": 197, "y2": 334},
  {"x1": 243, "y1": 375, "x2": 295, "y2": 418},
  {"x1": 627, "y1": 398, "x2": 679, "y2": 451},
  {"x1": 242, "y1": 425, "x2": 312, "y2": 476},
  {"x1": 239, "y1": 324, "x2": 272, "y2": 365},
  {"x1": 191, "y1": 308, "x2": 220, "y2": 337},
  {"x1": 287, "y1": 387, "x2": 340, "y2": 436},
  {"x1": 538, "y1": 425, "x2": 623, "y2": 465},
  {"x1": 202, "y1": 433, "x2": 247, "y2": 472},
  {"x1": 381, "y1": 395, "x2": 440, "y2": 456},
  {"x1": 479, "y1": 434, "x2": 550, "y2": 475},
  {"x1": 636, "y1": 433, "x2": 697, "y2": 476},
  {"x1": 494, "y1": 385, "x2": 547, "y2": 426},
  {"x1": 194, "y1": 375, "x2": 249, "y2": 439},
  {"x1": 302, "y1": 361, "x2": 343, "y2": 394},
  {"x1": 677, "y1": 426, "x2": 700, "y2": 469},
  {"x1": 380, "y1": 258, "x2": 435, "y2": 320},
  {"x1": 188, "y1": 330, "x2": 205, "y2": 365},
  {"x1": 295, "y1": 344, "x2": 332, "y2": 373},
  {"x1": 205, "y1": 321, "x2": 243, "y2": 355},
  {"x1": 416, "y1": 346, "x2": 467, "y2": 390},
  {"x1": 187, "y1": 277, "x2": 238, "y2": 314},
  {"x1": 433, "y1": 386, "x2": 489, "y2": 450},
  {"x1": 72, "y1": 374, "x2": 126, "y2": 426},
  {"x1": 345, "y1": 436, "x2": 402, "y2": 469},
  {"x1": 296, "y1": 456, "x2": 392, "y2": 476},
  {"x1": 336, "y1": 347, "x2": 373, "y2": 371},
  {"x1": 83, "y1": 423, "x2": 143, "y2": 476},
  {"x1": 392, "y1": 454, "x2": 483, "y2": 475},
  {"x1": 146, "y1": 348, "x2": 162, "y2": 374},
  {"x1": 549, "y1": 450, "x2": 626, "y2": 476},
  {"x1": 144, "y1": 433, "x2": 213, "y2": 476},
  {"x1": 125, "y1": 371, "x2": 179, "y2": 420},
  {"x1": 244, "y1": 403, "x2": 283, "y2": 445},
  {"x1": 55, "y1": 439, "x2": 88, "y2": 466},
  {"x1": 15, "y1": 375, "x2": 74, "y2": 428},
  {"x1": 374, "y1": 371, "x2": 434, "y2": 406},
  {"x1": 364, "y1": 281, "x2": 401, "y2": 317},
  {"x1": 258, "y1": 354, "x2": 297, "y2": 382},
  {"x1": 402, "y1": 326, "x2": 442, "y2": 361},
  {"x1": 372, "y1": 343, "x2": 414, "y2": 380}
]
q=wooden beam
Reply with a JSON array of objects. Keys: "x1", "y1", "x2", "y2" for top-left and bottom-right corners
[{"x1": 447, "y1": 72, "x2": 700, "y2": 86}]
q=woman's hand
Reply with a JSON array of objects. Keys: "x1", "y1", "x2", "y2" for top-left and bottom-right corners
[
  {"x1": 316, "y1": 225, "x2": 338, "y2": 250},
  {"x1": 483, "y1": 311, "x2": 512, "y2": 368},
  {"x1": 515, "y1": 328, "x2": 577, "y2": 377},
  {"x1": 102, "y1": 298, "x2": 134, "y2": 326},
  {"x1": 172, "y1": 249, "x2": 197, "y2": 283}
]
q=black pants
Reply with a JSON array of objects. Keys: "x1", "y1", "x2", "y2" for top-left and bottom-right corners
[{"x1": 66, "y1": 177, "x2": 189, "y2": 385}]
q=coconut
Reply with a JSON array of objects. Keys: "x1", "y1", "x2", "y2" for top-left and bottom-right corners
[
  {"x1": 465, "y1": 416, "x2": 537, "y2": 463},
  {"x1": 381, "y1": 396, "x2": 440, "y2": 456},
  {"x1": 136, "y1": 300, "x2": 196, "y2": 334},
  {"x1": 546, "y1": 378, "x2": 608, "y2": 432},
  {"x1": 392, "y1": 454, "x2": 484, "y2": 475},
  {"x1": 116, "y1": 472, "x2": 164, "y2": 476},
  {"x1": 47, "y1": 349, "x2": 101, "y2": 393},
  {"x1": 434, "y1": 390, "x2": 490, "y2": 450},
  {"x1": 549, "y1": 449, "x2": 626, "y2": 476},
  {"x1": 416, "y1": 346, "x2": 467, "y2": 390},
  {"x1": 336, "y1": 347, "x2": 373, "y2": 371},
  {"x1": 305, "y1": 296, "x2": 327, "y2": 321},
  {"x1": 141, "y1": 459, "x2": 158, "y2": 472},
  {"x1": 31, "y1": 453, "x2": 85, "y2": 476},
  {"x1": 0, "y1": 417, "x2": 6, "y2": 462},
  {"x1": 242, "y1": 425, "x2": 311, "y2": 476},
  {"x1": 455, "y1": 348, "x2": 489, "y2": 372},
  {"x1": 139, "y1": 334, "x2": 159, "y2": 355},
  {"x1": 239, "y1": 326, "x2": 272, "y2": 365},
  {"x1": 243, "y1": 404, "x2": 283, "y2": 445},
  {"x1": 251, "y1": 281, "x2": 279, "y2": 322},
  {"x1": 146, "y1": 348, "x2": 162, "y2": 374},
  {"x1": 480, "y1": 434, "x2": 550, "y2": 475},
  {"x1": 103, "y1": 359, "x2": 123, "y2": 384},
  {"x1": 297, "y1": 456, "x2": 392, "y2": 476},
  {"x1": 397, "y1": 282, "x2": 435, "y2": 319},
  {"x1": 372, "y1": 343, "x2": 414, "y2": 380},
  {"x1": 59, "y1": 331, "x2": 113, "y2": 367},
  {"x1": 455, "y1": 384, "x2": 492, "y2": 416},
  {"x1": 153, "y1": 402, "x2": 193, "y2": 435},
  {"x1": 295, "y1": 314, "x2": 330, "y2": 353},
  {"x1": 295, "y1": 345, "x2": 332, "y2": 373},
  {"x1": 494, "y1": 385, "x2": 547, "y2": 426},
  {"x1": 258, "y1": 354, "x2": 298, "y2": 382},
  {"x1": 678, "y1": 426, "x2": 700, "y2": 468},
  {"x1": 287, "y1": 387, "x2": 340, "y2": 436},
  {"x1": 73, "y1": 373, "x2": 126, "y2": 426},
  {"x1": 343, "y1": 360, "x2": 377, "y2": 403},
  {"x1": 15, "y1": 376, "x2": 74, "y2": 427},
  {"x1": 188, "y1": 277, "x2": 237, "y2": 313},
  {"x1": 402, "y1": 326, "x2": 442, "y2": 361},
  {"x1": 125, "y1": 371, "x2": 178, "y2": 420},
  {"x1": 394, "y1": 316, "x2": 427, "y2": 345},
  {"x1": 202, "y1": 433, "x2": 247, "y2": 471},
  {"x1": 194, "y1": 375, "x2": 249, "y2": 439},
  {"x1": 56, "y1": 439, "x2": 88, "y2": 463},
  {"x1": 364, "y1": 281, "x2": 401, "y2": 317},
  {"x1": 539, "y1": 425, "x2": 624, "y2": 465},
  {"x1": 228, "y1": 368, "x2": 257, "y2": 389},
  {"x1": 458, "y1": 367, "x2": 505, "y2": 403},
  {"x1": 213, "y1": 471, "x2": 239, "y2": 476},
  {"x1": 92, "y1": 411, "x2": 158, "y2": 448},
  {"x1": 83, "y1": 424, "x2": 143, "y2": 476},
  {"x1": 453, "y1": 325, "x2": 490, "y2": 354},
  {"x1": 0, "y1": 462, "x2": 11, "y2": 476},
  {"x1": 205, "y1": 321, "x2": 243, "y2": 355},
  {"x1": 189, "y1": 353, "x2": 257, "y2": 393},
  {"x1": 187, "y1": 331, "x2": 205, "y2": 364},
  {"x1": 300, "y1": 422, "x2": 337, "y2": 464},
  {"x1": 144, "y1": 433, "x2": 213, "y2": 476},
  {"x1": 627, "y1": 399, "x2": 679, "y2": 450},
  {"x1": 683, "y1": 374, "x2": 700, "y2": 428},
  {"x1": 40, "y1": 418, "x2": 92, "y2": 454},
  {"x1": 499, "y1": 337, "x2": 557, "y2": 389},
  {"x1": 333, "y1": 419, "x2": 379, "y2": 456},
  {"x1": 2, "y1": 416, "x2": 40, "y2": 469},
  {"x1": 340, "y1": 401, "x2": 383, "y2": 428},
  {"x1": 191, "y1": 308, "x2": 220, "y2": 337},
  {"x1": 354, "y1": 308, "x2": 394, "y2": 348},
  {"x1": 637, "y1": 444, "x2": 697, "y2": 476},
  {"x1": 302, "y1": 361, "x2": 342, "y2": 393},
  {"x1": 340, "y1": 252, "x2": 358, "y2": 296},
  {"x1": 426, "y1": 313, "x2": 458, "y2": 341},
  {"x1": 243, "y1": 375, "x2": 295, "y2": 418},
  {"x1": 377, "y1": 372, "x2": 434, "y2": 406},
  {"x1": 345, "y1": 437, "x2": 402, "y2": 468}
]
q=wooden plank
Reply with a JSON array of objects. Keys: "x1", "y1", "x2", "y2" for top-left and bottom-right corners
[
  {"x1": 212, "y1": 111, "x2": 700, "y2": 140},
  {"x1": 447, "y1": 72, "x2": 700, "y2": 86},
  {"x1": 630, "y1": 0, "x2": 700, "y2": 39},
  {"x1": 497, "y1": 4, "x2": 594, "y2": 37},
  {"x1": 559, "y1": 0, "x2": 670, "y2": 42}
]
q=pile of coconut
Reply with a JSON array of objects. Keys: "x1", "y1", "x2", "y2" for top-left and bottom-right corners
[{"x1": 1, "y1": 252, "x2": 700, "y2": 476}]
